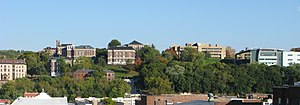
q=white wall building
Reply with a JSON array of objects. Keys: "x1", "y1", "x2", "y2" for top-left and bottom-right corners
[
  {"x1": 249, "y1": 48, "x2": 284, "y2": 66},
  {"x1": 282, "y1": 52, "x2": 300, "y2": 67},
  {"x1": 0, "y1": 59, "x2": 27, "y2": 81},
  {"x1": 107, "y1": 47, "x2": 136, "y2": 65},
  {"x1": 12, "y1": 91, "x2": 68, "y2": 105}
]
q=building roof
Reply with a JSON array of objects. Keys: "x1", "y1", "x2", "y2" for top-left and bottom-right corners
[
  {"x1": 74, "y1": 70, "x2": 95, "y2": 73},
  {"x1": 104, "y1": 70, "x2": 114, "y2": 73},
  {"x1": 12, "y1": 92, "x2": 68, "y2": 105},
  {"x1": 129, "y1": 40, "x2": 143, "y2": 45},
  {"x1": 75, "y1": 45, "x2": 94, "y2": 49},
  {"x1": 177, "y1": 100, "x2": 214, "y2": 105},
  {"x1": 108, "y1": 47, "x2": 135, "y2": 50},
  {"x1": 0, "y1": 59, "x2": 26, "y2": 64},
  {"x1": 61, "y1": 44, "x2": 73, "y2": 46}
]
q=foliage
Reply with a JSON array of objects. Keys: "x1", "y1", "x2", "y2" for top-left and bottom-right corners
[
  {"x1": 108, "y1": 39, "x2": 121, "y2": 48},
  {"x1": 102, "y1": 98, "x2": 116, "y2": 105}
]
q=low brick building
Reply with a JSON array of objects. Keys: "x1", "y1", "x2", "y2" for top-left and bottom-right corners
[
  {"x1": 24, "y1": 92, "x2": 39, "y2": 98},
  {"x1": 136, "y1": 94, "x2": 208, "y2": 105},
  {"x1": 73, "y1": 70, "x2": 94, "y2": 80},
  {"x1": 273, "y1": 86, "x2": 300, "y2": 105}
]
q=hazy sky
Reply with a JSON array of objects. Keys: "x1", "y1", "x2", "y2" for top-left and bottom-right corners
[{"x1": 1, "y1": 0, "x2": 300, "y2": 52}]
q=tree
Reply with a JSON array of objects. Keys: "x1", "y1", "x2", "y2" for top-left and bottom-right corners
[
  {"x1": 108, "y1": 39, "x2": 121, "y2": 48},
  {"x1": 57, "y1": 58, "x2": 71, "y2": 76},
  {"x1": 73, "y1": 57, "x2": 93, "y2": 70},
  {"x1": 225, "y1": 46, "x2": 236, "y2": 59},
  {"x1": 102, "y1": 98, "x2": 116, "y2": 105},
  {"x1": 145, "y1": 77, "x2": 173, "y2": 95},
  {"x1": 136, "y1": 46, "x2": 161, "y2": 64},
  {"x1": 180, "y1": 47, "x2": 204, "y2": 62}
]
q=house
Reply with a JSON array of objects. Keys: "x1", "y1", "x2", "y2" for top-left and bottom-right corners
[
  {"x1": 73, "y1": 70, "x2": 95, "y2": 80},
  {"x1": 0, "y1": 59, "x2": 27, "y2": 81},
  {"x1": 0, "y1": 99, "x2": 10, "y2": 105},
  {"x1": 104, "y1": 70, "x2": 115, "y2": 81},
  {"x1": 107, "y1": 47, "x2": 136, "y2": 65},
  {"x1": 124, "y1": 40, "x2": 144, "y2": 50},
  {"x1": 12, "y1": 91, "x2": 68, "y2": 105}
]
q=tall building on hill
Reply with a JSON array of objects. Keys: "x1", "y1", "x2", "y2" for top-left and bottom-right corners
[
  {"x1": 55, "y1": 40, "x2": 96, "y2": 59},
  {"x1": 107, "y1": 47, "x2": 136, "y2": 65},
  {"x1": 170, "y1": 43, "x2": 227, "y2": 59},
  {"x1": 0, "y1": 59, "x2": 27, "y2": 81}
]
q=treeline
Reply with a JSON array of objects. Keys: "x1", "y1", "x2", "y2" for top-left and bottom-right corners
[
  {"x1": 0, "y1": 74, "x2": 130, "y2": 102},
  {"x1": 135, "y1": 46, "x2": 300, "y2": 95}
]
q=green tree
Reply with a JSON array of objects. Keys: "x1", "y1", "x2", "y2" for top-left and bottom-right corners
[
  {"x1": 108, "y1": 39, "x2": 121, "y2": 48},
  {"x1": 102, "y1": 98, "x2": 116, "y2": 105},
  {"x1": 180, "y1": 47, "x2": 204, "y2": 62},
  {"x1": 73, "y1": 57, "x2": 93, "y2": 70},
  {"x1": 136, "y1": 46, "x2": 161, "y2": 64}
]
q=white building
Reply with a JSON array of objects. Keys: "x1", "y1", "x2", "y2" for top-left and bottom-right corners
[
  {"x1": 12, "y1": 91, "x2": 68, "y2": 105},
  {"x1": 249, "y1": 48, "x2": 284, "y2": 66},
  {"x1": 107, "y1": 47, "x2": 136, "y2": 65},
  {"x1": 0, "y1": 59, "x2": 27, "y2": 81},
  {"x1": 282, "y1": 52, "x2": 300, "y2": 67}
]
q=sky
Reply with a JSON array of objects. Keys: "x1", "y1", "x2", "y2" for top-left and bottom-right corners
[{"x1": 0, "y1": 0, "x2": 300, "y2": 52}]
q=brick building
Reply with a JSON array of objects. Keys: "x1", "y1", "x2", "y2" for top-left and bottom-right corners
[
  {"x1": 0, "y1": 59, "x2": 27, "y2": 81},
  {"x1": 55, "y1": 40, "x2": 96, "y2": 59},
  {"x1": 24, "y1": 92, "x2": 39, "y2": 98},
  {"x1": 136, "y1": 94, "x2": 208, "y2": 105},
  {"x1": 73, "y1": 70, "x2": 94, "y2": 80},
  {"x1": 273, "y1": 86, "x2": 300, "y2": 105}
]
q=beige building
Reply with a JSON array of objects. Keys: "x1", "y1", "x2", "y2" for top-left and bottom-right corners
[
  {"x1": 0, "y1": 59, "x2": 27, "y2": 81},
  {"x1": 107, "y1": 47, "x2": 136, "y2": 65},
  {"x1": 104, "y1": 70, "x2": 115, "y2": 81},
  {"x1": 124, "y1": 40, "x2": 144, "y2": 50},
  {"x1": 170, "y1": 43, "x2": 227, "y2": 59}
]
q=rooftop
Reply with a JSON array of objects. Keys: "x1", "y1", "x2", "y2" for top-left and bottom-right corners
[
  {"x1": 0, "y1": 59, "x2": 26, "y2": 64},
  {"x1": 75, "y1": 45, "x2": 94, "y2": 49},
  {"x1": 129, "y1": 40, "x2": 143, "y2": 45},
  {"x1": 108, "y1": 47, "x2": 135, "y2": 50},
  {"x1": 12, "y1": 91, "x2": 68, "y2": 105}
]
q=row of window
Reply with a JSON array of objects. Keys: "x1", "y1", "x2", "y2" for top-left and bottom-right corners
[
  {"x1": 287, "y1": 59, "x2": 300, "y2": 61},
  {"x1": 287, "y1": 54, "x2": 300, "y2": 56},
  {"x1": 0, "y1": 65, "x2": 25, "y2": 68},
  {"x1": 0, "y1": 69, "x2": 24, "y2": 72},
  {"x1": 259, "y1": 58, "x2": 277, "y2": 60}
]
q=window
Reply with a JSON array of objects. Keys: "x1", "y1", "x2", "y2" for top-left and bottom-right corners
[
  {"x1": 298, "y1": 59, "x2": 300, "y2": 61},
  {"x1": 288, "y1": 54, "x2": 293, "y2": 56},
  {"x1": 288, "y1": 59, "x2": 293, "y2": 61}
]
